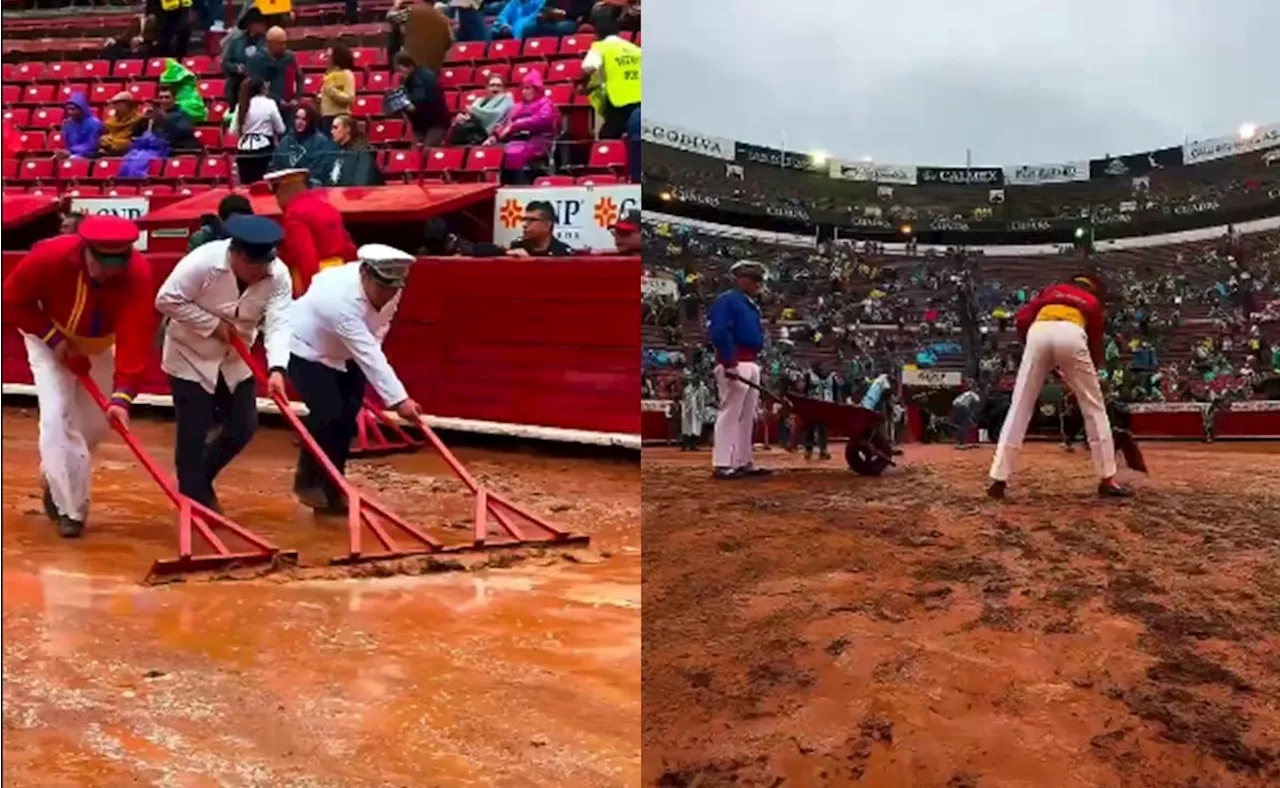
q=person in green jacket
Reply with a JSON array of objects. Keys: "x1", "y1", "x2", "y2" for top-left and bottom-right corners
[
  {"x1": 188, "y1": 194, "x2": 254, "y2": 251},
  {"x1": 158, "y1": 58, "x2": 208, "y2": 123}
]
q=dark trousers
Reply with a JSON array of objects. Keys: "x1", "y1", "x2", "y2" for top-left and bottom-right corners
[
  {"x1": 169, "y1": 374, "x2": 258, "y2": 508},
  {"x1": 157, "y1": 10, "x2": 192, "y2": 59},
  {"x1": 236, "y1": 145, "x2": 274, "y2": 187},
  {"x1": 288, "y1": 354, "x2": 366, "y2": 506},
  {"x1": 600, "y1": 101, "x2": 639, "y2": 140},
  {"x1": 803, "y1": 422, "x2": 828, "y2": 454}
]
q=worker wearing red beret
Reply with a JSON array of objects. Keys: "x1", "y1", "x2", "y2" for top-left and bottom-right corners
[
  {"x1": 264, "y1": 168, "x2": 358, "y2": 296},
  {"x1": 1, "y1": 215, "x2": 156, "y2": 537}
]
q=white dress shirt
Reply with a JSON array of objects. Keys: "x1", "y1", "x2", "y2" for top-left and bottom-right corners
[
  {"x1": 155, "y1": 238, "x2": 293, "y2": 394},
  {"x1": 288, "y1": 263, "x2": 408, "y2": 407}
]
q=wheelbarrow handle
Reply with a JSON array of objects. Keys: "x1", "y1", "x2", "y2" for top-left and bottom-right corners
[{"x1": 723, "y1": 371, "x2": 791, "y2": 408}]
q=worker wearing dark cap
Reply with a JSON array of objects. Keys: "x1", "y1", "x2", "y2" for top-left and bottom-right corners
[
  {"x1": 610, "y1": 208, "x2": 642, "y2": 255},
  {"x1": 155, "y1": 214, "x2": 294, "y2": 512},
  {"x1": 263, "y1": 167, "x2": 357, "y2": 296},
  {"x1": 1, "y1": 215, "x2": 156, "y2": 538},
  {"x1": 288, "y1": 244, "x2": 423, "y2": 512},
  {"x1": 707, "y1": 259, "x2": 770, "y2": 480}
]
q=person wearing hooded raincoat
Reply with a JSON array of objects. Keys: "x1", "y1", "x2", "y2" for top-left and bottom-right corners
[
  {"x1": 489, "y1": 70, "x2": 559, "y2": 183},
  {"x1": 269, "y1": 104, "x2": 338, "y2": 185},
  {"x1": 492, "y1": 0, "x2": 575, "y2": 40},
  {"x1": 98, "y1": 92, "x2": 145, "y2": 156},
  {"x1": 159, "y1": 59, "x2": 208, "y2": 123},
  {"x1": 61, "y1": 94, "x2": 104, "y2": 158}
]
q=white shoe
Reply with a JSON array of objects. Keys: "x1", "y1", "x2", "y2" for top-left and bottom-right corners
[{"x1": 209, "y1": 20, "x2": 226, "y2": 32}]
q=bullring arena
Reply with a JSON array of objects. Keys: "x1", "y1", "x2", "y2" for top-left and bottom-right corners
[
  {"x1": 1, "y1": 0, "x2": 642, "y2": 782},
  {"x1": 640, "y1": 109, "x2": 1280, "y2": 785}
]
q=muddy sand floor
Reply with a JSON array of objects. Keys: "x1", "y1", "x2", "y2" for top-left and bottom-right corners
[
  {"x1": 643, "y1": 442, "x2": 1280, "y2": 787},
  {"x1": 2, "y1": 406, "x2": 641, "y2": 788}
]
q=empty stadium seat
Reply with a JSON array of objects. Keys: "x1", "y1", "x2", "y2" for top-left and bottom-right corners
[
  {"x1": 463, "y1": 146, "x2": 503, "y2": 177},
  {"x1": 65, "y1": 185, "x2": 103, "y2": 197},
  {"x1": 383, "y1": 149, "x2": 423, "y2": 179},
  {"x1": 446, "y1": 42, "x2": 485, "y2": 63},
  {"x1": 534, "y1": 175, "x2": 575, "y2": 186},
  {"x1": 12, "y1": 62, "x2": 45, "y2": 82},
  {"x1": 58, "y1": 84, "x2": 90, "y2": 104},
  {"x1": 587, "y1": 141, "x2": 628, "y2": 173},
  {"x1": 128, "y1": 82, "x2": 157, "y2": 102},
  {"x1": 2, "y1": 85, "x2": 19, "y2": 104},
  {"x1": 182, "y1": 55, "x2": 215, "y2": 75},
  {"x1": 546, "y1": 59, "x2": 582, "y2": 83},
  {"x1": 18, "y1": 130, "x2": 46, "y2": 151},
  {"x1": 489, "y1": 40, "x2": 520, "y2": 61},
  {"x1": 197, "y1": 79, "x2": 226, "y2": 99},
  {"x1": 79, "y1": 60, "x2": 111, "y2": 80},
  {"x1": 89, "y1": 157, "x2": 123, "y2": 180},
  {"x1": 58, "y1": 156, "x2": 91, "y2": 180},
  {"x1": 544, "y1": 83, "x2": 573, "y2": 104},
  {"x1": 521, "y1": 37, "x2": 560, "y2": 58},
  {"x1": 350, "y1": 47, "x2": 381, "y2": 68},
  {"x1": 192, "y1": 126, "x2": 222, "y2": 149},
  {"x1": 351, "y1": 95, "x2": 383, "y2": 117},
  {"x1": 23, "y1": 85, "x2": 56, "y2": 104},
  {"x1": 367, "y1": 119, "x2": 405, "y2": 145},
  {"x1": 577, "y1": 174, "x2": 620, "y2": 185},
  {"x1": 145, "y1": 58, "x2": 169, "y2": 77},
  {"x1": 16, "y1": 157, "x2": 55, "y2": 182},
  {"x1": 302, "y1": 73, "x2": 323, "y2": 93},
  {"x1": 513, "y1": 63, "x2": 546, "y2": 84},
  {"x1": 113, "y1": 60, "x2": 144, "y2": 80},
  {"x1": 104, "y1": 185, "x2": 139, "y2": 196},
  {"x1": 476, "y1": 64, "x2": 511, "y2": 85},
  {"x1": 47, "y1": 61, "x2": 82, "y2": 81},
  {"x1": 198, "y1": 156, "x2": 230, "y2": 180},
  {"x1": 295, "y1": 49, "x2": 327, "y2": 70},
  {"x1": 208, "y1": 102, "x2": 230, "y2": 124},
  {"x1": 3, "y1": 109, "x2": 31, "y2": 127},
  {"x1": 365, "y1": 71, "x2": 392, "y2": 92},
  {"x1": 439, "y1": 67, "x2": 472, "y2": 90},
  {"x1": 559, "y1": 35, "x2": 595, "y2": 56},
  {"x1": 139, "y1": 184, "x2": 175, "y2": 197},
  {"x1": 31, "y1": 108, "x2": 63, "y2": 127},
  {"x1": 458, "y1": 89, "x2": 485, "y2": 109},
  {"x1": 2, "y1": 159, "x2": 19, "y2": 180},
  {"x1": 90, "y1": 82, "x2": 124, "y2": 104},
  {"x1": 163, "y1": 156, "x2": 200, "y2": 180},
  {"x1": 424, "y1": 146, "x2": 466, "y2": 177}
]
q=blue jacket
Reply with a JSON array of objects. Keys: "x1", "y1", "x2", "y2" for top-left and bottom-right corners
[
  {"x1": 495, "y1": 0, "x2": 546, "y2": 40},
  {"x1": 61, "y1": 93, "x2": 103, "y2": 158},
  {"x1": 707, "y1": 288, "x2": 764, "y2": 366}
]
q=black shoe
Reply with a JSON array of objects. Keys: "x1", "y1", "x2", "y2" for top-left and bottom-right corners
[
  {"x1": 295, "y1": 486, "x2": 331, "y2": 510},
  {"x1": 56, "y1": 516, "x2": 85, "y2": 539},
  {"x1": 738, "y1": 465, "x2": 773, "y2": 477},
  {"x1": 41, "y1": 483, "x2": 59, "y2": 522},
  {"x1": 1098, "y1": 480, "x2": 1133, "y2": 498},
  {"x1": 206, "y1": 492, "x2": 223, "y2": 515},
  {"x1": 712, "y1": 467, "x2": 742, "y2": 480},
  {"x1": 987, "y1": 480, "x2": 1007, "y2": 499},
  {"x1": 819, "y1": 451, "x2": 832, "y2": 461}
]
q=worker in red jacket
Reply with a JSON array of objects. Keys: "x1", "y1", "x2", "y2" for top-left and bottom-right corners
[
  {"x1": 1, "y1": 215, "x2": 156, "y2": 537},
  {"x1": 263, "y1": 168, "x2": 358, "y2": 296},
  {"x1": 988, "y1": 273, "x2": 1131, "y2": 499}
]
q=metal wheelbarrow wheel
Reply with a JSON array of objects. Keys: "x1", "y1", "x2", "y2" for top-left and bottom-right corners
[{"x1": 846, "y1": 428, "x2": 893, "y2": 476}]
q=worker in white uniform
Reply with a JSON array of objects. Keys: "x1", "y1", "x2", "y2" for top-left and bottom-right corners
[
  {"x1": 287, "y1": 244, "x2": 424, "y2": 512},
  {"x1": 154, "y1": 214, "x2": 293, "y2": 512}
]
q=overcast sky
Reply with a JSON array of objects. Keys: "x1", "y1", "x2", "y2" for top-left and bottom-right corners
[{"x1": 644, "y1": 0, "x2": 1280, "y2": 166}]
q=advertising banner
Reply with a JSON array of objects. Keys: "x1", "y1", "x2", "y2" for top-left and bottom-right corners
[
  {"x1": 916, "y1": 166, "x2": 1004, "y2": 186},
  {"x1": 1089, "y1": 146, "x2": 1183, "y2": 179},
  {"x1": 642, "y1": 121, "x2": 736, "y2": 161},
  {"x1": 1003, "y1": 160, "x2": 1089, "y2": 185},
  {"x1": 69, "y1": 196, "x2": 151, "y2": 251},
  {"x1": 493, "y1": 184, "x2": 640, "y2": 251},
  {"x1": 829, "y1": 160, "x2": 918, "y2": 185},
  {"x1": 735, "y1": 142, "x2": 817, "y2": 171},
  {"x1": 1182, "y1": 123, "x2": 1280, "y2": 165}
]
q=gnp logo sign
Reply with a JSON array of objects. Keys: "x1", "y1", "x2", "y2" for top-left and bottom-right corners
[
  {"x1": 493, "y1": 185, "x2": 640, "y2": 251},
  {"x1": 70, "y1": 196, "x2": 151, "y2": 251}
]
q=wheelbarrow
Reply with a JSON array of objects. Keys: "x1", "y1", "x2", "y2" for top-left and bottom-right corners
[{"x1": 728, "y1": 374, "x2": 897, "y2": 476}]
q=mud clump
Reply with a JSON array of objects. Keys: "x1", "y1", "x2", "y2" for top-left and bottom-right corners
[{"x1": 1123, "y1": 688, "x2": 1275, "y2": 774}]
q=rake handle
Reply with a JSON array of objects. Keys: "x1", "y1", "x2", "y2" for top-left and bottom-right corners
[{"x1": 74, "y1": 372, "x2": 183, "y2": 507}]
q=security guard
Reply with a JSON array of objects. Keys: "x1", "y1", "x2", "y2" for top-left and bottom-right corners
[
  {"x1": 288, "y1": 244, "x2": 424, "y2": 512},
  {"x1": 154, "y1": 214, "x2": 293, "y2": 512},
  {"x1": 1, "y1": 215, "x2": 155, "y2": 537},
  {"x1": 579, "y1": 6, "x2": 641, "y2": 140},
  {"x1": 264, "y1": 167, "x2": 358, "y2": 297}
]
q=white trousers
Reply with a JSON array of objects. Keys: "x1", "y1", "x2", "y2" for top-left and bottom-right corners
[
  {"x1": 713, "y1": 361, "x2": 760, "y2": 469},
  {"x1": 24, "y1": 332, "x2": 114, "y2": 520},
  {"x1": 989, "y1": 321, "x2": 1116, "y2": 482}
]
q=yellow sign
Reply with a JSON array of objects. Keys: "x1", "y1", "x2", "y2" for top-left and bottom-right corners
[{"x1": 255, "y1": 0, "x2": 292, "y2": 15}]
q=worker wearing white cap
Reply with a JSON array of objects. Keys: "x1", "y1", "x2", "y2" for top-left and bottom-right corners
[
  {"x1": 707, "y1": 259, "x2": 770, "y2": 479},
  {"x1": 287, "y1": 245, "x2": 423, "y2": 512}
]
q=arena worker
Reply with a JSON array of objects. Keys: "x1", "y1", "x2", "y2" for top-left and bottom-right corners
[
  {"x1": 0, "y1": 216, "x2": 155, "y2": 538},
  {"x1": 287, "y1": 244, "x2": 424, "y2": 512},
  {"x1": 264, "y1": 167, "x2": 358, "y2": 296},
  {"x1": 153, "y1": 214, "x2": 293, "y2": 512},
  {"x1": 707, "y1": 259, "x2": 769, "y2": 480},
  {"x1": 988, "y1": 273, "x2": 1132, "y2": 499}
]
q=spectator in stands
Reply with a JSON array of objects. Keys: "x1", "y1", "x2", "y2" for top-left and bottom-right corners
[
  {"x1": 98, "y1": 93, "x2": 145, "y2": 156},
  {"x1": 492, "y1": 0, "x2": 575, "y2": 40},
  {"x1": 151, "y1": 85, "x2": 199, "y2": 150},
  {"x1": 610, "y1": 209, "x2": 642, "y2": 254},
  {"x1": 319, "y1": 45, "x2": 357, "y2": 135},
  {"x1": 146, "y1": 0, "x2": 193, "y2": 59},
  {"x1": 249, "y1": 27, "x2": 304, "y2": 113},
  {"x1": 60, "y1": 94, "x2": 103, "y2": 160},
  {"x1": 160, "y1": 60, "x2": 209, "y2": 124},
  {"x1": 508, "y1": 201, "x2": 574, "y2": 257},
  {"x1": 394, "y1": 0, "x2": 453, "y2": 77},
  {"x1": 189, "y1": 194, "x2": 255, "y2": 251},
  {"x1": 579, "y1": 6, "x2": 640, "y2": 140},
  {"x1": 446, "y1": 75, "x2": 514, "y2": 145},
  {"x1": 103, "y1": 18, "x2": 153, "y2": 61},
  {"x1": 271, "y1": 105, "x2": 337, "y2": 185},
  {"x1": 437, "y1": 0, "x2": 490, "y2": 43},
  {"x1": 420, "y1": 217, "x2": 506, "y2": 256},
  {"x1": 325, "y1": 114, "x2": 384, "y2": 186},
  {"x1": 222, "y1": 8, "x2": 267, "y2": 106},
  {"x1": 489, "y1": 71, "x2": 559, "y2": 184},
  {"x1": 394, "y1": 53, "x2": 450, "y2": 146},
  {"x1": 232, "y1": 77, "x2": 287, "y2": 185}
]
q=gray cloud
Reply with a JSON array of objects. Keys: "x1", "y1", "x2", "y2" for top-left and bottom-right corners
[{"x1": 644, "y1": 0, "x2": 1280, "y2": 165}]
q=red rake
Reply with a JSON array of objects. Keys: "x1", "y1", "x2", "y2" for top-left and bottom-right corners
[
  {"x1": 229, "y1": 337, "x2": 588, "y2": 562},
  {"x1": 73, "y1": 372, "x2": 298, "y2": 583},
  {"x1": 349, "y1": 396, "x2": 424, "y2": 458}
]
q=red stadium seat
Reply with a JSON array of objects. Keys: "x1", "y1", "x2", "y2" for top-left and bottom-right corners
[
  {"x1": 559, "y1": 35, "x2": 595, "y2": 56},
  {"x1": 382, "y1": 149, "x2": 423, "y2": 178},
  {"x1": 534, "y1": 175, "x2": 575, "y2": 186},
  {"x1": 139, "y1": 184, "x2": 175, "y2": 197},
  {"x1": 192, "y1": 126, "x2": 221, "y2": 149},
  {"x1": 182, "y1": 55, "x2": 215, "y2": 75},
  {"x1": 18, "y1": 131, "x2": 46, "y2": 151},
  {"x1": 521, "y1": 37, "x2": 560, "y2": 59},
  {"x1": 488, "y1": 39, "x2": 520, "y2": 61},
  {"x1": 47, "y1": 61, "x2": 83, "y2": 81},
  {"x1": 80, "y1": 60, "x2": 111, "y2": 80},
  {"x1": 58, "y1": 157, "x2": 92, "y2": 179},
  {"x1": 27, "y1": 187, "x2": 56, "y2": 198},
  {"x1": 198, "y1": 155, "x2": 230, "y2": 180},
  {"x1": 49, "y1": 130, "x2": 63, "y2": 149},
  {"x1": 12, "y1": 62, "x2": 46, "y2": 82},
  {"x1": 103, "y1": 185, "x2": 139, "y2": 196},
  {"x1": 208, "y1": 101, "x2": 230, "y2": 124},
  {"x1": 587, "y1": 141, "x2": 627, "y2": 173},
  {"x1": 88, "y1": 157, "x2": 123, "y2": 181},
  {"x1": 446, "y1": 42, "x2": 485, "y2": 63},
  {"x1": 512, "y1": 62, "x2": 546, "y2": 84},
  {"x1": 365, "y1": 71, "x2": 392, "y2": 93},
  {"x1": 544, "y1": 83, "x2": 573, "y2": 105},
  {"x1": 163, "y1": 156, "x2": 200, "y2": 180},
  {"x1": 128, "y1": 82, "x2": 157, "y2": 102},
  {"x1": 1, "y1": 64, "x2": 15, "y2": 84},
  {"x1": 113, "y1": 59, "x2": 144, "y2": 80},
  {"x1": 3, "y1": 109, "x2": 32, "y2": 127},
  {"x1": 351, "y1": 95, "x2": 383, "y2": 117},
  {"x1": 16, "y1": 157, "x2": 55, "y2": 182},
  {"x1": 2, "y1": 85, "x2": 20, "y2": 104},
  {"x1": 443, "y1": 91, "x2": 460, "y2": 112},
  {"x1": 438, "y1": 67, "x2": 472, "y2": 90},
  {"x1": 65, "y1": 184, "x2": 103, "y2": 197},
  {"x1": 197, "y1": 79, "x2": 226, "y2": 99},
  {"x1": 546, "y1": 59, "x2": 582, "y2": 83},
  {"x1": 2, "y1": 159, "x2": 19, "y2": 180},
  {"x1": 577, "y1": 174, "x2": 619, "y2": 185},
  {"x1": 458, "y1": 89, "x2": 485, "y2": 109},
  {"x1": 367, "y1": 119, "x2": 405, "y2": 145},
  {"x1": 2, "y1": 186, "x2": 27, "y2": 196},
  {"x1": 424, "y1": 146, "x2": 466, "y2": 177},
  {"x1": 58, "y1": 83, "x2": 90, "y2": 104},
  {"x1": 31, "y1": 108, "x2": 64, "y2": 127},
  {"x1": 222, "y1": 130, "x2": 239, "y2": 149},
  {"x1": 350, "y1": 47, "x2": 380, "y2": 68},
  {"x1": 302, "y1": 73, "x2": 323, "y2": 94},
  {"x1": 475, "y1": 64, "x2": 511, "y2": 85},
  {"x1": 463, "y1": 145, "x2": 503, "y2": 176},
  {"x1": 23, "y1": 85, "x2": 56, "y2": 104},
  {"x1": 294, "y1": 49, "x2": 325, "y2": 70},
  {"x1": 145, "y1": 58, "x2": 169, "y2": 78},
  {"x1": 90, "y1": 82, "x2": 125, "y2": 104},
  {"x1": 351, "y1": 71, "x2": 368, "y2": 92}
]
